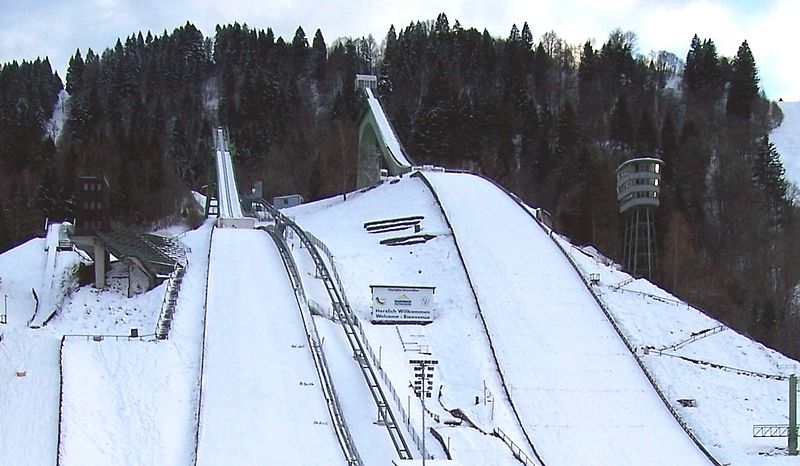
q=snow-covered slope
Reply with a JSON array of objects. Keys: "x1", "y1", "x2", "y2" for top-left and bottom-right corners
[
  {"x1": 292, "y1": 172, "x2": 800, "y2": 465},
  {"x1": 561, "y1": 239, "x2": 799, "y2": 465},
  {"x1": 290, "y1": 177, "x2": 529, "y2": 465},
  {"x1": 0, "y1": 222, "x2": 212, "y2": 466},
  {"x1": 2, "y1": 169, "x2": 800, "y2": 465},
  {"x1": 773, "y1": 101, "x2": 800, "y2": 188},
  {"x1": 196, "y1": 228, "x2": 344, "y2": 464},
  {"x1": 419, "y1": 171, "x2": 709, "y2": 465}
]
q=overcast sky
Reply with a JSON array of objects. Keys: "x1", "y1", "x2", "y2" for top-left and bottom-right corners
[{"x1": 1, "y1": 0, "x2": 797, "y2": 101}]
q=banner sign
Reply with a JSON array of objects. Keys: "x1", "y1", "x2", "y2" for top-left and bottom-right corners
[{"x1": 370, "y1": 285, "x2": 435, "y2": 324}]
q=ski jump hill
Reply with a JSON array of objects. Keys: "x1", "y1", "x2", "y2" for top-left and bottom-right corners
[{"x1": 1, "y1": 80, "x2": 797, "y2": 466}]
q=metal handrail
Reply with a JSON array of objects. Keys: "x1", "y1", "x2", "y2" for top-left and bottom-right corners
[
  {"x1": 304, "y1": 231, "x2": 435, "y2": 459},
  {"x1": 155, "y1": 263, "x2": 186, "y2": 340},
  {"x1": 192, "y1": 226, "x2": 215, "y2": 466},
  {"x1": 753, "y1": 424, "x2": 790, "y2": 437},
  {"x1": 263, "y1": 206, "x2": 414, "y2": 460},
  {"x1": 494, "y1": 427, "x2": 538, "y2": 466},
  {"x1": 265, "y1": 227, "x2": 363, "y2": 466},
  {"x1": 657, "y1": 325, "x2": 727, "y2": 352}
]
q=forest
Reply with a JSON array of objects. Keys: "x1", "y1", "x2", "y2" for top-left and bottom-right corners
[{"x1": 0, "y1": 15, "x2": 797, "y2": 357}]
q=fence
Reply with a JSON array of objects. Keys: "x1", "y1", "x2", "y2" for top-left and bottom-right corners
[
  {"x1": 155, "y1": 263, "x2": 187, "y2": 340},
  {"x1": 754, "y1": 425, "x2": 790, "y2": 437},
  {"x1": 494, "y1": 427, "x2": 538, "y2": 466},
  {"x1": 304, "y1": 230, "x2": 434, "y2": 459},
  {"x1": 192, "y1": 226, "x2": 215, "y2": 465},
  {"x1": 266, "y1": 227, "x2": 362, "y2": 466},
  {"x1": 657, "y1": 325, "x2": 727, "y2": 352},
  {"x1": 264, "y1": 213, "x2": 414, "y2": 459}
]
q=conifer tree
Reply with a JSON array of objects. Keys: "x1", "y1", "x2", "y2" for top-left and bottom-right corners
[
  {"x1": 311, "y1": 29, "x2": 327, "y2": 80},
  {"x1": 727, "y1": 40, "x2": 759, "y2": 121},
  {"x1": 752, "y1": 135, "x2": 787, "y2": 221},
  {"x1": 66, "y1": 49, "x2": 85, "y2": 95},
  {"x1": 609, "y1": 94, "x2": 632, "y2": 148}
]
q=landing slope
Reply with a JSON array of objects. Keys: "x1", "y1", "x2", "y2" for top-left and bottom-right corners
[
  {"x1": 196, "y1": 228, "x2": 343, "y2": 465},
  {"x1": 422, "y1": 171, "x2": 710, "y2": 466}
]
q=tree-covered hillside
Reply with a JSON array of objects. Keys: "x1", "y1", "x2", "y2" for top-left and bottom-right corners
[{"x1": 0, "y1": 15, "x2": 797, "y2": 358}]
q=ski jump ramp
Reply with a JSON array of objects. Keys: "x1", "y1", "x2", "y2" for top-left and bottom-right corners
[
  {"x1": 195, "y1": 228, "x2": 344, "y2": 465},
  {"x1": 213, "y1": 128, "x2": 253, "y2": 229},
  {"x1": 356, "y1": 81, "x2": 414, "y2": 188},
  {"x1": 418, "y1": 171, "x2": 712, "y2": 466}
]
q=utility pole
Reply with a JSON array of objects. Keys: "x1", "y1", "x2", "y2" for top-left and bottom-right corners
[
  {"x1": 790, "y1": 374, "x2": 797, "y2": 455},
  {"x1": 411, "y1": 358, "x2": 438, "y2": 465}
]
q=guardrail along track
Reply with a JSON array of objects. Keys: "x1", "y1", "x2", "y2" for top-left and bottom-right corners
[
  {"x1": 264, "y1": 227, "x2": 363, "y2": 466},
  {"x1": 262, "y1": 205, "x2": 413, "y2": 460}
]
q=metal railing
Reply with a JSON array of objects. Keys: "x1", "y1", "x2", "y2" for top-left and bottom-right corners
[
  {"x1": 191, "y1": 226, "x2": 215, "y2": 465},
  {"x1": 754, "y1": 424, "x2": 790, "y2": 437},
  {"x1": 304, "y1": 231, "x2": 434, "y2": 459},
  {"x1": 657, "y1": 325, "x2": 727, "y2": 352},
  {"x1": 55, "y1": 336, "x2": 66, "y2": 466},
  {"x1": 62, "y1": 333, "x2": 157, "y2": 342},
  {"x1": 266, "y1": 227, "x2": 363, "y2": 466},
  {"x1": 263, "y1": 206, "x2": 415, "y2": 460},
  {"x1": 155, "y1": 263, "x2": 187, "y2": 340},
  {"x1": 494, "y1": 427, "x2": 538, "y2": 466}
]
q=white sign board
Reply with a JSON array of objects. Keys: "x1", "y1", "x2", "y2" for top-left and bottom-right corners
[{"x1": 370, "y1": 285, "x2": 435, "y2": 324}]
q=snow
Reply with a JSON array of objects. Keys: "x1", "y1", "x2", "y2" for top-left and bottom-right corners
[
  {"x1": 214, "y1": 128, "x2": 245, "y2": 219},
  {"x1": 561, "y1": 237, "x2": 800, "y2": 465},
  {"x1": 773, "y1": 101, "x2": 800, "y2": 190},
  {"x1": 290, "y1": 176, "x2": 568, "y2": 465},
  {"x1": 46, "y1": 90, "x2": 69, "y2": 143},
  {"x1": 418, "y1": 171, "x2": 710, "y2": 465},
  {"x1": 0, "y1": 221, "x2": 213, "y2": 466},
  {"x1": 196, "y1": 228, "x2": 344, "y2": 465},
  {"x1": 60, "y1": 339, "x2": 197, "y2": 466},
  {"x1": 30, "y1": 223, "x2": 83, "y2": 327},
  {"x1": 365, "y1": 87, "x2": 412, "y2": 167},
  {"x1": 2, "y1": 165, "x2": 800, "y2": 465}
]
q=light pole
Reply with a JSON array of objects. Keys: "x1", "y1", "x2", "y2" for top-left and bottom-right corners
[{"x1": 411, "y1": 358, "x2": 438, "y2": 465}]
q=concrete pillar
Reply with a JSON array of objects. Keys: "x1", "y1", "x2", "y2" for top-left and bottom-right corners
[
  {"x1": 94, "y1": 243, "x2": 106, "y2": 289},
  {"x1": 790, "y1": 374, "x2": 797, "y2": 455}
]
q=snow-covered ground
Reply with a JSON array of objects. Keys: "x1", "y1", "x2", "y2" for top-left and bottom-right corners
[
  {"x1": 0, "y1": 221, "x2": 212, "y2": 466},
  {"x1": 196, "y1": 228, "x2": 344, "y2": 465},
  {"x1": 2, "y1": 168, "x2": 800, "y2": 465},
  {"x1": 290, "y1": 178, "x2": 526, "y2": 465},
  {"x1": 773, "y1": 101, "x2": 800, "y2": 189},
  {"x1": 561, "y1": 239, "x2": 799, "y2": 465},
  {"x1": 291, "y1": 171, "x2": 800, "y2": 465}
]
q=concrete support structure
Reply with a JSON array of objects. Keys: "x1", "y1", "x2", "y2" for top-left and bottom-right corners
[{"x1": 94, "y1": 243, "x2": 106, "y2": 289}]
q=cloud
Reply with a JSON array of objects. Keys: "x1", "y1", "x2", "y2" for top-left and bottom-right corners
[{"x1": 0, "y1": 0, "x2": 796, "y2": 100}]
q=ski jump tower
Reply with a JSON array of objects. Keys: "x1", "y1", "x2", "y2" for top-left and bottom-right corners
[
  {"x1": 355, "y1": 74, "x2": 414, "y2": 188},
  {"x1": 616, "y1": 157, "x2": 664, "y2": 279}
]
